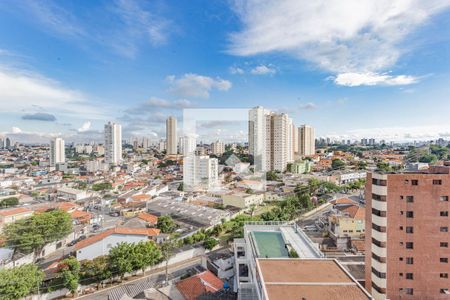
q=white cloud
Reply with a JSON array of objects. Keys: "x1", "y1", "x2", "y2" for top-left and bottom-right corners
[
  {"x1": 229, "y1": 0, "x2": 450, "y2": 83},
  {"x1": 77, "y1": 121, "x2": 91, "y2": 133},
  {"x1": 299, "y1": 102, "x2": 318, "y2": 110},
  {"x1": 229, "y1": 66, "x2": 244, "y2": 75},
  {"x1": 11, "y1": 127, "x2": 22, "y2": 134},
  {"x1": 167, "y1": 73, "x2": 232, "y2": 98},
  {"x1": 250, "y1": 65, "x2": 276, "y2": 75},
  {"x1": 334, "y1": 72, "x2": 419, "y2": 87},
  {"x1": 0, "y1": 66, "x2": 108, "y2": 119}
]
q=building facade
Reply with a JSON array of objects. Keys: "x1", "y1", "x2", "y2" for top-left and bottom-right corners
[
  {"x1": 50, "y1": 137, "x2": 65, "y2": 167},
  {"x1": 183, "y1": 155, "x2": 219, "y2": 191},
  {"x1": 104, "y1": 122, "x2": 122, "y2": 165},
  {"x1": 365, "y1": 167, "x2": 450, "y2": 299},
  {"x1": 166, "y1": 116, "x2": 177, "y2": 155},
  {"x1": 210, "y1": 140, "x2": 225, "y2": 156},
  {"x1": 299, "y1": 125, "x2": 315, "y2": 157}
]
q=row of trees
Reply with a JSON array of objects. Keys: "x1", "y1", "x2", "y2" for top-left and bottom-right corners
[{"x1": 0, "y1": 197, "x2": 19, "y2": 208}]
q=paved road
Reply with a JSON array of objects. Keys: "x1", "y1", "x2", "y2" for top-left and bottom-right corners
[{"x1": 76, "y1": 256, "x2": 203, "y2": 300}]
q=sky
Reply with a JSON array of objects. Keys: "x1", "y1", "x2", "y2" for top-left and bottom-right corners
[{"x1": 1, "y1": 0, "x2": 450, "y2": 144}]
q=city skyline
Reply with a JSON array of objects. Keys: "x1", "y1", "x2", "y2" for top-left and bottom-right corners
[{"x1": 1, "y1": 1, "x2": 450, "y2": 143}]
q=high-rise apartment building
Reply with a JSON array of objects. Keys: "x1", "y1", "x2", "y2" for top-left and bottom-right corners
[
  {"x1": 299, "y1": 125, "x2": 315, "y2": 157},
  {"x1": 166, "y1": 116, "x2": 177, "y2": 155},
  {"x1": 248, "y1": 106, "x2": 294, "y2": 172},
  {"x1": 180, "y1": 136, "x2": 197, "y2": 156},
  {"x1": 210, "y1": 140, "x2": 225, "y2": 156},
  {"x1": 104, "y1": 122, "x2": 122, "y2": 165},
  {"x1": 183, "y1": 155, "x2": 218, "y2": 190},
  {"x1": 50, "y1": 137, "x2": 65, "y2": 167},
  {"x1": 365, "y1": 167, "x2": 450, "y2": 299}
]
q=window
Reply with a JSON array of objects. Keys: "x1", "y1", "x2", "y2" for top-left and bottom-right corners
[
  {"x1": 372, "y1": 267, "x2": 386, "y2": 279},
  {"x1": 405, "y1": 288, "x2": 414, "y2": 295},
  {"x1": 399, "y1": 257, "x2": 404, "y2": 261},
  {"x1": 440, "y1": 211, "x2": 449, "y2": 217},
  {"x1": 440, "y1": 258, "x2": 448, "y2": 263},
  {"x1": 440, "y1": 196, "x2": 449, "y2": 202},
  {"x1": 440, "y1": 289, "x2": 449, "y2": 294},
  {"x1": 372, "y1": 208, "x2": 386, "y2": 217},
  {"x1": 406, "y1": 211, "x2": 414, "y2": 218},
  {"x1": 440, "y1": 242, "x2": 448, "y2": 248},
  {"x1": 372, "y1": 178, "x2": 387, "y2": 186},
  {"x1": 372, "y1": 252, "x2": 386, "y2": 263},
  {"x1": 400, "y1": 211, "x2": 404, "y2": 215},
  {"x1": 433, "y1": 179, "x2": 442, "y2": 185},
  {"x1": 406, "y1": 273, "x2": 414, "y2": 280},
  {"x1": 372, "y1": 238, "x2": 386, "y2": 248},
  {"x1": 406, "y1": 257, "x2": 414, "y2": 264},
  {"x1": 404, "y1": 179, "x2": 409, "y2": 185},
  {"x1": 406, "y1": 227, "x2": 414, "y2": 233},
  {"x1": 411, "y1": 180, "x2": 418, "y2": 185},
  {"x1": 406, "y1": 196, "x2": 414, "y2": 203},
  {"x1": 406, "y1": 242, "x2": 414, "y2": 249},
  {"x1": 399, "y1": 226, "x2": 404, "y2": 230},
  {"x1": 399, "y1": 273, "x2": 403, "y2": 276},
  {"x1": 440, "y1": 227, "x2": 448, "y2": 232},
  {"x1": 372, "y1": 193, "x2": 387, "y2": 201},
  {"x1": 440, "y1": 273, "x2": 448, "y2": 278}
]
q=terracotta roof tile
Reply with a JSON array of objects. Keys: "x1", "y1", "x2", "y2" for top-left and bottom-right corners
[
  {"x1": 176, "y1": 270, "x2": 223, "y2": 300},
  {"x1": 0, "y1": 207, "x2": 32, "y2": 217},
  {"x1": 137, "y1": 212, "x2": 158, "y2": 224}
]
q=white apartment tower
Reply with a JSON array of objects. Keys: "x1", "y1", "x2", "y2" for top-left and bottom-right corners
[
  {"x1": 166, "y1": 116, "x2": 177, "y2": 155},
  {"x1": 183, "y1": 155, "x2": 219, "y2": 191},
  {"x1": 104, "y1": 122, "x2": 122, "y2": 165},
  {"x1": 50, "y1": 137, "x2": 65, "y2": 167},
  {"x1": 249, "y1": 107, "x2": 295, "y2": 172},
  {"x1": 299, "y1": 125, "x2": 315, "y2": 157},
  {"x1": 181, "y1": 136, "x2": 197, "y2": 156},
  {"x1": 211, "y1": 140, "x2": 225, "y2": 156}
]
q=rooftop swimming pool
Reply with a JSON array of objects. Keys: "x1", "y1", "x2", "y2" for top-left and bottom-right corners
[{"x1": 251, "y1": 231, "x2": 289, "y2": 258}]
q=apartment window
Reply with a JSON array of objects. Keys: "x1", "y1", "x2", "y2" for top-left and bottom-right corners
[
  {"x1": 399, "y1": 226, "x2": 404, "y2": 230},
  {"x1": 372, "y1": 267, "x2": 386, "y2": 279},
  {"x1": 440, "y1": 242, "x2": 448, "y2": 248},
  {"x1": 405, "y1": 288, "x2": 414, "y2": 295},
  {"x1": 440, "y1": 227, "x2": 448, "y2": 232},
  {"x1": 433, "y1": 179, "x2": 442, "y2": 185},
  {"x1": 372, "y1": 223, "x2": 386, "y2": 232},
  {"x1": 372, "y1": 193, "x2": 387, "y2": 201},
  {"x1": 440, "y1": 196, "x2": 449, "y2": 202},
  {"x1": 372, "y1": 208, "x2": 386, "y2": 217},
  {"x1": 440, "y1": 289, "x2": 449, "y2": 294},
  {"x1": 406, "y1": 257, "x2": 414, "y2": 264},
  {"x1": 372, "y1": 252, "x2": 386, "y2": 263},
  {"x1": 372, "y1": 238, "x2": 386, "y2": 248},
  {"x1": 411, "y1": 180, "x2": 418, "y2": 186},
  {"x1": 440, "y1": 211, "x2": 449, "y2": 217},
  {"x1": 406, "y1": 196, "x2": 414, "y2": 203},
  {"x1": 440, "y1": 273, "x2": 448, "y2": 278},
  {"x1": 406, "y1": 242, "x2": 414, "y2": 249},
  {"x1": 399, "y1": 273, "x2": 403, "y2": 276},
  {"x1": 404, "y1": 179, "x2": 410, "y2": 185},
  {"x1": 399, "y1": 257, "x2": 404, "y2": 261},
  {"x1": 406, "y1": 227, "x2": 414, "y2": 233},
  {"x1": 406, "y1": 211, "x2": 414, "y2": 218},
  {"x1": 440, "y1": 258, "x2": 448, "y2": 263},
  {"x1": 406, "y1": 273, "x2": 414, "y2": 280},
  {"x1": 372, "y1": 178, "x2": 387, "y2": 186}
]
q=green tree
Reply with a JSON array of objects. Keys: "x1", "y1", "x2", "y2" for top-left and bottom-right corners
[
  {"x1": 418, "y1": 153, "x2": 438, "y2": 163},
  {"x1": 0, "y1": 197, "x2": 19, "y2": 208},
  {"x1": 109, "y1": 243, "x2": 134, "y2": 280},
  {"x1": 356, "y1": 161, "x2": 367, "y2": 170},
  {"x1": 266, "y1": 170, "x2": 280, "y2": 181},
  {"x1": 331, "y1": 159, "x2": 345, "y2": 170},
  {"x1": 3, "y1": 209, "x2": 72, "y2": 254},
  {"x1": 376, "y1": 162, "x2": 392, "y2": 172},
  {"x1": 160, "y1": 240, "x2": 176, "y2": 284},
  {"x1": 80, "y1": 256, "x2": 111, "y2": 288},
  {"x1": 131, "y1": 241, "x2": 162, "y2": 275},
  {"x1": 0, "y1": 264, "x2": 44, "y2": 300},
  {"x1": 92, "y1": 182, "x2": 112, "y2": 191},
  {"x1": 157, "y1": 215, "x2": 176, "y2": 233},
  {"x1": 58, "y1": 256, "x2": 80, "y2": 296},
  {"x1": 203, "y1": 237, "x2": 219, "y2": 250}
]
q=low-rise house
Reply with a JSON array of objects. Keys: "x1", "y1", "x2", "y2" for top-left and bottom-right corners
[
  {"x1": 176, "y1": 270, "x2": 224, "y2": 300},
  {"x1": 205, "y1": 248, "x2": 235, "y2": 279},
  {"x1": 222, "y1": 192, "x2": 264, "y2": 209},
  {"x1": 137, "y1": 212, "x2": 158, "y2": 226},
  {"x1": 328, "y1": 204, "x2": 365, "y2": 250},
  {"x1": 57, "y1": 187, "x2": 88, "y2": 201},
  {"x1": 0, "y1": 207, "x2": 33, "y2": 230},
  {"x1": 74, "y1": 227, "x2": 161, "y2": 260}
]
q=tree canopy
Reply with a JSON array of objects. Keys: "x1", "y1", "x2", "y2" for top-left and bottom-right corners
[
  {"x1": 3, "y1": 209, "x2": 72, "y2": 254},
  {"x1": 0, "y1": 264, "x2": 44, "y2": 300},
  {"x1": 157, "y1": 215, "x2": 176, "y2": 233},
  {"x1": 58, "y1": 256, "x2": 80, "y2": 295}
]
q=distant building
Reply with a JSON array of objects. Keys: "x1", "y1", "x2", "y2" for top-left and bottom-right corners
[
  {"x1": 290, "y1": 159, "x2": 312, "y2": 174},
  {"x1": 183, "y1": 155, "x2": 219, "y2": 190},
  {"x1": 180, "y1": 135, "x2": 196, "y2": 156},
  {"x1": 166, "y1": 116, "x2": 177, "y2": 155},
  {"x1": 365, "y1": 167, "x2": 450, "y2": 299},
  {"x1": 57, "y1": 187, "x2": 88, "y2": 201},
  {"x1": 0, "y1": 207, "x2": 33, "y2": 230},
  {"x1": 222, "y1": 192, "x2": 264, "y2": 209},
  {"x1": 210, "y1": 140, "x2": 225, "y2": 156},
  {"x1": 104, "y1": 122, "x2": 122, "y2": 165},
  {"x1": 299, "y1": 125, "x2": 315, "y2": 156},
  {"x1": 50, "y1": 137, "x2": 65, "y2": 167}
]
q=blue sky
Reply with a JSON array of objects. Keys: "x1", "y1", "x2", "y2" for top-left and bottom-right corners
[{"x1": 1, "y1": 0, "x2": 450, "y2": 143}]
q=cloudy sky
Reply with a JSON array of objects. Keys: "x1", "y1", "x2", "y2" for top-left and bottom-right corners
[{"x1": 1, "y1": 0, "x2": 450, "y2": 143}]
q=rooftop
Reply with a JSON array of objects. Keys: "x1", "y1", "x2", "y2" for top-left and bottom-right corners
[{"x1": 257, "y1": 259, "x2": 371, "y2": 300}]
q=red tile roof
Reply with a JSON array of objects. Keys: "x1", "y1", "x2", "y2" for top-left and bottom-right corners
[
  {"x1": 137, "y1": 212, "x2": 158, "y2": 224},
  {"x1": 0, "y1": 207, "x2": 32, "y2": 217},
  {"x1": 176, "y1": 270, "x2": 223, "y2": 300},
  {"x1": 74, "y1": 227, "x2": 160, "y2": 250}
]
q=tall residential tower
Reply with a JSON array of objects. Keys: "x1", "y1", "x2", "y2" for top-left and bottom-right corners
[
  {"x1": 104, "y1": 122, "x2": 122, "y2": 165},
  {"x1": 299, "y1": 125, "x2": 315, "y2": 157},
  {"x1": 50, "y1": 137, "x2": 65, "y2": 167},
  {"x1": 166, "y1": 116, "x2": 177, "y2": 155}
]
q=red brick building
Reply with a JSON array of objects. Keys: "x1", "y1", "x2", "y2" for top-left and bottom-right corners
[{"x1": 365, "y1": 167, "x2": 450, "y2": 299}]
